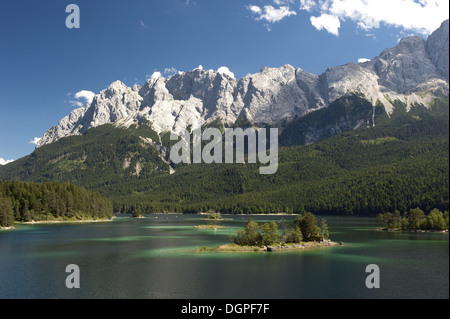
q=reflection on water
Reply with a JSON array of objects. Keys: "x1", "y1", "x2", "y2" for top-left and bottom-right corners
[{"x1": 0, "y1": 214, "x2": 448, "y2": 299}]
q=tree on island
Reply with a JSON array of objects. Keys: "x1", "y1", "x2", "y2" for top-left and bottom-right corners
[
  {"x1": 377, "y1": 207, "x2": 449, "y2": 231},
  {"x1": 293, "y1": 212, "x2": 320, "y2": 241},
  {"x1": 261, "y1": 221, "x2": 280, "y2": 245},
  {"x1": 233, "y1": 218, "x2": 262, "y2": 246},
  {"x1": 286, "y1": 225, "x2": 303, "y2": 243},
  {"x1": 320, "y1": 218, "x2": 330, "y2": 240},
  {"x1": 206, "y1": 211, "x2": 222, "y2": 220},
  {"x1": 232, "y1": 213, "x2": 328, "y2": 246}
]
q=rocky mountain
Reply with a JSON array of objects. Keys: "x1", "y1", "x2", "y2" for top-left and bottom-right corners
[{"x1": 36, "y1": 19, "x2": 449, "y2": 148}]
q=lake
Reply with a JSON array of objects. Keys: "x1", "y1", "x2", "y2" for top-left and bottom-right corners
[{"x1": 0, "y1": 214, "x2": 448, "y2": 299}]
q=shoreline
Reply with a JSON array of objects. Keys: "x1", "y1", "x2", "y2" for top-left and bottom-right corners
[
  {"x1": 195, "y1": 240, "x2": 343, "y2": 253},
  {"x1": 0, "y1": 226, "x2": 15, "y2": 231},
  {"x1": 0, "y1": 218, "x2": 115, "y2": 229},
  {"x1": 377, "y1": 228, "x2": 449, "y2": 233},
  {"x1": 22, "y1": 218, "x2": 115, "y2": 224},
  {"x1": 194, "y1": 224, "x2": 225, "y2": 229}
]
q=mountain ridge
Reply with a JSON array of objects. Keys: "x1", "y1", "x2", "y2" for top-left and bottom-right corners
[{"x1": 36, "y1": 19, "x2": 449, "y2": 148}]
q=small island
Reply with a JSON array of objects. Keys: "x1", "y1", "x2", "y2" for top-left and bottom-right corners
[
  {"x1": 377, "y1": 208, "x2": 449, "y2": 232},
  {"x1": 194, "y1": 224, "x2": 225, "y2": 229},
  {"x1": 196, "y1": 212, "x2": 343, "y2": 253},
  {"x1": 203, "y1": 211, "x2": 224, "y2": 220}
]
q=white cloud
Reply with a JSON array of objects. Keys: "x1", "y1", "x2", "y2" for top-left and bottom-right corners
[
  {"x1": 68, "y1": 90, "x2": 95, "y2": 108},
  {"x1": 258, "y1": 5, "x2": 297, "y2": 23},
  {"x1": 139, "y1": 20, "x2": 146, "y2": 28},
  {"x1": 29, "y1": 137, "x2": 42, "y2": 145},
  {"x1": 164, "y1": 67, "x2": 178, "y2": 75},
  {"x1": 247, "y1": 4, "x2": 297, "y2": 29},
  {"x1": 299, "y1": 0, "x2": 316, "y2": 11},
  {"x1": 218, "y1": 66, "x2": 235, "y2": 79},
  {"x1": 0, "y1": 158, "x2": 14, "y2": 165},
  {"x1": 310, "y1": 13, "x2": 341, "y2": 36},
  {"x1": 248, "y1": 5, "x2": 262, "y2": 14},
  {"x1": 300, "y1": 0, "x2": 449, "y2": 36},
  {"x1": 358, "y1": 58, "x2": 371, "y2": 63},
  {"x1": 195, "y1": 65, "x2": 204, "y2": 70},
  {"x1": 74, "y1": 90, "x2": 95, "y2": 105}
]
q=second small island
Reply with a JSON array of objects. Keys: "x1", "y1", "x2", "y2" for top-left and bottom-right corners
[{"x1": 195, "y1": 212, "x2": 343, "y2": 253}]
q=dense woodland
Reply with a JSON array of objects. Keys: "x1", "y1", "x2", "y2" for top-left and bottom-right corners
[
  {"x1": 0, "y1": 180, "x2": 113, "y2": 227},
  {"x1": 377, "y1": 207, "x2": 449, "y2": 231},
  {"x1": 0, "y1": 96, "x2": 448, "y2": 219}
]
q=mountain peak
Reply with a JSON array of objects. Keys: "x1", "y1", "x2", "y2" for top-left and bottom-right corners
[
  {"x1": 427, "y1": 19, "x2": 449, "y2": 80},
  {"x1": 107, "y1": 80, "x2": 127, "y2": 91},
  {"x1": 35, "y1": 22, "x2": 449, "y2": 148}
]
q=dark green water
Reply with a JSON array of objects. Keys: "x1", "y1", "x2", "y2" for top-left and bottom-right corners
[{"x1": 0, "y1": 215, "x2": 448, "y2": 299}]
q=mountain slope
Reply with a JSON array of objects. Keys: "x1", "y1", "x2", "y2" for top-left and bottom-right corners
[
  {"x1": 1, "y1": 96, "x2": 448, "y2": 216},
  {"x1": 0, "y1": 124, "x2": 171, "y2": 189},
  {"x1": 108, "y1": 98, "x2": 448, "y2": 216}
]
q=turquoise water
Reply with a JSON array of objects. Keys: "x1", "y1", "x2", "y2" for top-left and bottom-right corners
[{"x1": 0, "y1": 215, "x2": 448, "y2": 299}]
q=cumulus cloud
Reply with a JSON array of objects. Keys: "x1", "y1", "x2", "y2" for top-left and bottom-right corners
[
  {"x1": 358, "y1": 58, "x2": 371, "y2": 63},
  {"x1": 299, "y1": 0, "x2": 316, "y2": 11},
  {"x1": 300, "y1": 0, "x2": 449, "y2": 36},
  {"x1": 0, "y1": 158, "x2": 14, "y2": 165},
  {"x1": 218, "y1": 66, "x2": 235, "y2": 79},
  {"x1": 310, "y1": 13, "x2": 341, "y2": 36},
  {"x1": 247, "y1": 4, "x2": 297, "y2": 30},
  {"x1": 74, "y1": 90, "x2": 95, "y2": 104},
  {"x1": 29, "y1": 137, "x2": 42, "y2": 146},
  {"x1": 69, "y1": 90, "x2": 95, "y2": 108},
  {"x1": 248, "y1": 5, "x2": 262, "y2": 14}
]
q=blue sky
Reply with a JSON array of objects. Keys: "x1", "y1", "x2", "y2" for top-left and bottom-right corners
[{"x1": 0, "y1": 0, "x2": 448, "y2": 163}]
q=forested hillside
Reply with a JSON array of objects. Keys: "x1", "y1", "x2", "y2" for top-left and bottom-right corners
[
  {"x1": 112, "y1": 99, "x2": 449, "y2": 215},
  {"x1": 1, "y1": 96, "x2": 448, "y2": 217},
  {"x1": 0, "y1": 180, "x2": 113, "y2": 227}
]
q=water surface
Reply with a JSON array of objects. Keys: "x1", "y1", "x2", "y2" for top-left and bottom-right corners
[{"x1": 0, "y1": 214, "x2": 448, "y2": 299}]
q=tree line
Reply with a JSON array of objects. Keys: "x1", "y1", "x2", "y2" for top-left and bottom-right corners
[
  {"x1": 377, "y1": 207, "x2": 449, "y2": 231},
  {"x1": 0, "y1": 180, "x2": 113, "y2": 228}
]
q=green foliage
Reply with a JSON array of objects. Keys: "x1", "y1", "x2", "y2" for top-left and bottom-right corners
[
  {"x1": 233, "y1": 218, "x2": 262, "y2": 246},
  {"x1": 320, "y1": 218, "x2": 329, "y2": 240},
  {"x1": 377, "y1": 207, "x2": 449, "y2": 231},
  {"x1": 0, "y1": 179, "x2": 112, "y2": 227},
  {"x1": 293, "y1": 212, "x2": 318, "y2": 241},
  {"x1": 0, "y1": 124, "x2": 170, "y2": 191},
  {"x1": 286, "y1": 226, "x2": 303, "y2": 243},
  {"x1": 0, "y1": 194, "x2": 14, "y2": 227},
  {"x1": 233, "y1": 213, "x2": 325, "y2": 246},
  {"x1": 260, "y1": 221, "x2": 280, "y2": 245},
  {"x1": 206, "y1": 211, "x2": 222, "y2": 220}
]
